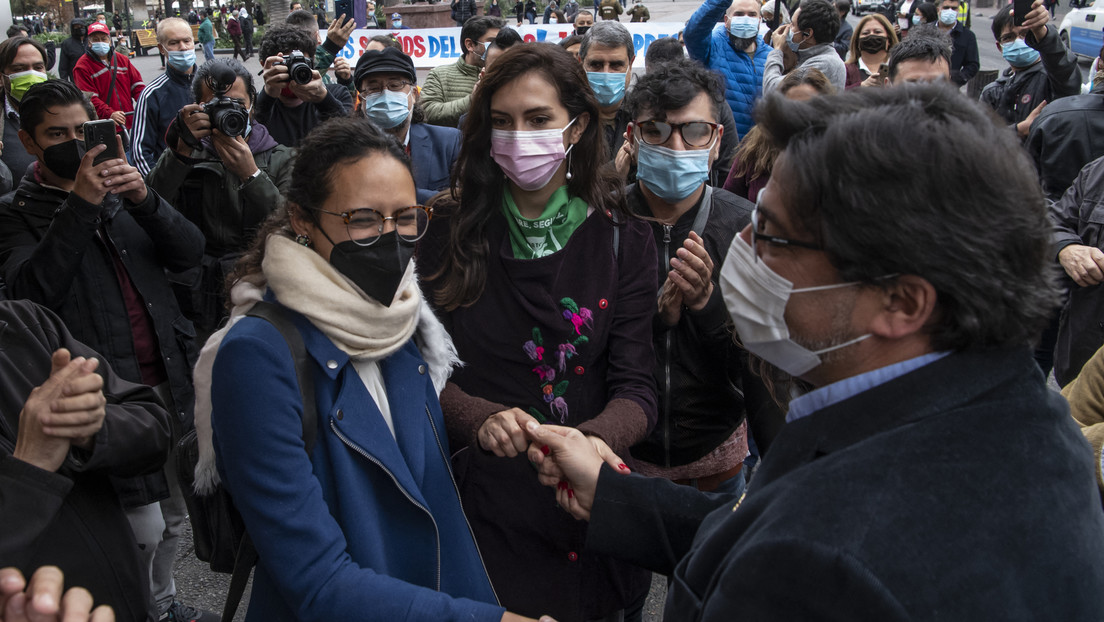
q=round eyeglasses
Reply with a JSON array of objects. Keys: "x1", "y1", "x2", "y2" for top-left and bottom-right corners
[
  {"x1": 635, "y1": 120, "x2": 721, "y2": 148},
  {"x1": 312, "y1": 205, "x2": 430, "y2": 246}
]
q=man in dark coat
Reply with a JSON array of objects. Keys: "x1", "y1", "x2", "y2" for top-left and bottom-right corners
[
  {"x1": 526, "y1": 83, "x2": 1104, "y2": 621},
  {"x1": 58, "y1": 19, "x2": 86, "y2": 82},
  {"x1": 0, "y1": 299, "x2": 173, "y2": 622}
]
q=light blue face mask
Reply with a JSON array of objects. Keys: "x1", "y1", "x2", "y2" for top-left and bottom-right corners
[
  {"x1": 1002, "y1": 38, "x2": 1040, "y2": 67},
  {"x1": 786, "y1": 28, "x2": 804, "y2": 53},
  {"x1": 167, "y1": 49, "x2": 196, "y2": 71},
  {"x1": 587, "y1": 71, "x2": 627, "y2": 107},
  {"x1": 728, "y1": 15, "x2": 759, "y2": 39},
  {"x1": 938, "y1": 8, "x2": 957, "y2": 25},
  {"x1": 90, "y1": 41, "x2": 111, "y2": 56},
  {"x1": 360, "y1": 89, "x2": 411, "y2": 129},
  {"x1": 635, "y1": 140, "x2": 713, "y2": 202},
  {"x1": 911, "y1": 14, "x2": 922, "y2": 25}
]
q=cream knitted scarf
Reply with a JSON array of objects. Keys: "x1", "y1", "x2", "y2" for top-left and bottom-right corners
[{"x1": 188, "y1": 234, "x2": 460, "y2": 494}]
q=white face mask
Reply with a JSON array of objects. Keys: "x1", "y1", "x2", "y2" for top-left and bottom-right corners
[{"x1": 720, "y1": 235, "x2": 873, "y2": 377}]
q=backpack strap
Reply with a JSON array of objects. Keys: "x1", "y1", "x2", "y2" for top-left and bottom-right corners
[{"x1": 222, "y1": 301, "x2": 318, "y2": 621}]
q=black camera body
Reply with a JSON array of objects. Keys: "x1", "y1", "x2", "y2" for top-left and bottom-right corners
[
  {"x1": 204, "y1": 96, "x2": 250, "y2": 137},
  {"x1": 281, "y1": 50, "x2": 314, "y2": 85}
]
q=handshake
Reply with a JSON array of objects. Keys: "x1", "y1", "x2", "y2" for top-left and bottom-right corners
[{"x1": 477, "y1": 408, "x2": 634, "y2": 521}]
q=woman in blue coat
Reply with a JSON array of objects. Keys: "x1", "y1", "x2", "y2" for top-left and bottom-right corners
[{"x1": 203, "y1": 117, "x2": 526, "y2": 622}]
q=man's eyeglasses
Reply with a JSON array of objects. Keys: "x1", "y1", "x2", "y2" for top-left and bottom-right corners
[
  {"x1": 635, "y1": 120, "x2": 720, "y2": 148},
  {"x1": 998, "y1": 32, "x2": 1021, "y2": 45},
  {"x1": 358, "y1": 79, "x2": 413, "y2": 96},
  {"x1": 312, "y1": 205, "x2": 430, "y2": 246},
  {"x1": 750, "y1": 190, "x2": 822, "y2": 262}
]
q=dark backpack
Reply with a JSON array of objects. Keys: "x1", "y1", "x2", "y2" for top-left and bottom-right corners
[{"x1": 175, "y1": 301, "x2": 317, "y2": 620}]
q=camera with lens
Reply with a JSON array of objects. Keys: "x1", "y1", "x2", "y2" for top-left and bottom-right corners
[
  {"x1": 202, "y1": 64, "x2": 250, "y2": 137},
  {"x1": 280, "y1": 50, "x2": 314, "y2": 85}
]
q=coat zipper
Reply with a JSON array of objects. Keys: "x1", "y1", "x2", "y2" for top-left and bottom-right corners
[
  {"x1": 662, "y1": 224, "x2": 673, "y2": 468},
  {"x1": 424, "y1": 405, "x2": 501, "y2": 604},
  {"x1": 330, "y1": 419, "x2": 442, "y2": 591}
]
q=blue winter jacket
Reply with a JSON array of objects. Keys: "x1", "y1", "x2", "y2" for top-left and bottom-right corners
[
  {"x1": 684, "y1": 0, "x2": 771, "y2": 139},
  {"x1": 211, "y1": 303, "x2": 503, "y2": 622}
]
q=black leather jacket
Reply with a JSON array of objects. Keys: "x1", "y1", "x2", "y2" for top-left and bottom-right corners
[{"x1": 627, "y1": 183, "x2": 783, "y2": 467}]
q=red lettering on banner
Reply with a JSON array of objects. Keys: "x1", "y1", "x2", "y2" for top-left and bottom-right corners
[
  {"x1": 413, "y1": 36, "x2": 427, "y2": 57},
  {"x1": 523, "y1": 33, "x2": 536, "y2": 42}
]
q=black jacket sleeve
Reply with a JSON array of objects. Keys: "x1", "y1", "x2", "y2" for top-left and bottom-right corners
[
  {"x1": 1028, "y1": 24, "x2": 1082, "y2": 101},
  {"x1": 585, "y1": 464, "x2": 735, "y2": 575}
]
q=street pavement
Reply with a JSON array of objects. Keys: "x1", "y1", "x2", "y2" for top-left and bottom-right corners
[{"x1": 131, "y1": 3, "x2": 1082, "y2": 620}]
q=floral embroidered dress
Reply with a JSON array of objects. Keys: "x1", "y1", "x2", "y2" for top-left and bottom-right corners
[{"x1": 417, "y1": 198, "x2": 658, "y2": 622}]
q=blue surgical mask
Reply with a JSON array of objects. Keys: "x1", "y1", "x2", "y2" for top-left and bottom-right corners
[
  {"x1": 167, "y1": 49, "x2": 196, "y2": 71},
  {"x1": 728, "y1": 15, "x2": 759, "y2": 39},
  {"x1": 786, "y1": 28, "x2": 804, "y2": 53},
  {"x1": 587, "y1": 71, "x2": 626, "y2": 107},
  {"x1": 911, "y1": 14, "x2": 922, "y2": 25},
  {"x1": 1002, "y1": 38, "x2": 1040, "y2": 67},
  {"x1": 938, "y1": 8, "x2": 957, "y2": 24},
  {"x1": 360, "y1": 89, "x2": 411, "y2": 129},
  {"x1": 90, "y1": 41, "x2": 111, "y2": 56},
  {"x1": 635, "y1": 140, "x2": 713, "y2": 202},
  {"x1": 393, "y1": 19, "x2": 402, "y2": 27}
]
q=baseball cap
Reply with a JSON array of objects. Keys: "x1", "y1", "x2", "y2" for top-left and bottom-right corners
[
  {"x1": 87, "y1": 21, "x2": 110, "y2": 36},
  {"x1": 353, "y1": 47, "x2": 417, "y2": 88},
  {"x1": 391, "y1": 12, "x2": 402, "y2": 19}
]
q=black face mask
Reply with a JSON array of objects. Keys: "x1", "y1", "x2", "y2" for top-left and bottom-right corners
[
  {"x1": 859, "y1": 35, "x2": 888, "y2": 54},
  {"x1": 40, "y1": 138, "x2": 85, "y2": 180},
  {"x1": 575, "y1": 25, "x2": 590, "y2": 35},
  {"x1": 326, "y1": 230, "x2": 415, "y2": 307}
]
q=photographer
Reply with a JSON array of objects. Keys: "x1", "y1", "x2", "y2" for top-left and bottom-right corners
[
  {"x1": 147, "y1": 58, "x2": 293, "y2": 339},
  {"x1": 254, "y1": 23, "x2": 351, "y2": 147}
]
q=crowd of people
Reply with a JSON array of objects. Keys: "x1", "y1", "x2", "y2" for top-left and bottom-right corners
[{"x1": 3, "y1": 0, "x2": 1104, "y2": 621}]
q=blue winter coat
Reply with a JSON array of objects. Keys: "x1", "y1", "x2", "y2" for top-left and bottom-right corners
[
  {"x1": 684, "y1": 0, "x2": 771, "y2": 139},
  {"x1": 211, "y1": 303, "x2": 503, "y2": 622}
]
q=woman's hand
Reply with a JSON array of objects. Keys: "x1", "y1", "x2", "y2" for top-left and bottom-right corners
[
  {"x1": 477, "y1": 408, "x2": 539, "y2": 457},
  {"x1": 0, "y1": 566, "x2": 115, "y2": 622},
  {"x1": 524, "y1": 422, "x2": 630, "y2": 521}
]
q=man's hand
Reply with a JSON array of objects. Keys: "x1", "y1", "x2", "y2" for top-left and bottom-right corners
[
  {"x1": 1059, "y1": 244, "x2": 1104, "y2": 287},
  {"x1": 327, "y1": 13, "x2": 356, "y2": 47},
  {"x1": 1, "y1": 566, "x2": 116, "y2": 622},
  {"x1": 109, "y1": 111, "x2": 126, "y2": 126},
  {"x1": 770, "y1": 22, "x2": 790, "y2": 49},
  {"x1": 657, "y1": 277, "x2": 683, "y2": 327},
  {"x1": 669, "y1": 231, "x2": 715, "y2": 312},
  {"x1": 176, "y1": 103, "x2": 211, "y2": 154},
  {"x1": 211, "y1": 131, "x2": 259, "y2": 180},
  {"x1": 12, "y1": 350, "x2": 101, "y2": 473},
  {"x1": 477, "y1": 408, "x2": 540, "y2": 457},
  {"x1": 262, "y1": 54, "x2": 291, "y2": 98},
  {"x1": 524, "y1": 422, "x2": 631, "y2": 521},
  {"x1": 1020, "y1": 0, "x2": 1049, "y2": 42},
  {"x1": 1016, "y1": 99, "x2": 1047, "y2": 137},
  {"x1": 289, "y1": 69, "x2": 328, "y2": 103},
  {"x1": 101, "y1": 136, "x2": 147, "y2": 204},
  {"x1": 70, "y1": 145, "x2": 119, "y2": 206},
  {"x1": 333, "y1": 56, "x2": 352, "y2": 83},
  {"x1": 614, "y1": 135, "x2": 634, "y2": 178}
]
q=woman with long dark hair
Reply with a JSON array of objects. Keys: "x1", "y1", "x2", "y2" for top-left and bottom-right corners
[{"x1": 418, "y1": 43, "x2": 658, "y2": 622}]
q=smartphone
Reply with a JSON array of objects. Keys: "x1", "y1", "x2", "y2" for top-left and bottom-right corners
[
  {"x1": 83, "y1": 119, "x2": 119, "y2": 165},
  {"x1": 1013, "y1": 0, "x2": 1032, "y2": 27}
]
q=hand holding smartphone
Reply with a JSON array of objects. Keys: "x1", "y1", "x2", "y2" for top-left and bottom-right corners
[{"x1": 1013, "y1": 0, "x2": 1032, "y2": 27}]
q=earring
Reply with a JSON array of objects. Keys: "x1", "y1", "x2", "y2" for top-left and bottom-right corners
[
  {"x1": 295, "y1": 233, "x2": 312, "y2": 247},
  {"x1": 565, "y1": 149, "x2": 573, "y2": 181}
]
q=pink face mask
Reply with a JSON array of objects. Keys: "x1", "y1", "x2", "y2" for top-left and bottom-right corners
[{"x1": 490, "y1": 117, "x2": 577, "y2": 192}]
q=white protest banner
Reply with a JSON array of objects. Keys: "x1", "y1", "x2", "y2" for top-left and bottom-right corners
[{"x1": 324, "y1": 22, "x2": 684, "y2": 69}]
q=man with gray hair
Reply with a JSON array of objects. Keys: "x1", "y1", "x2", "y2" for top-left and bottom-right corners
[
  {"x1": 581, "y1": 20, "x2": 635, "y2": 165},
  {"x1": 684, "y1": 0, "x2": 772, "y2": 140},
  {"x1": 132, "y1": 17, "x2": 198, "y2": 176}
]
